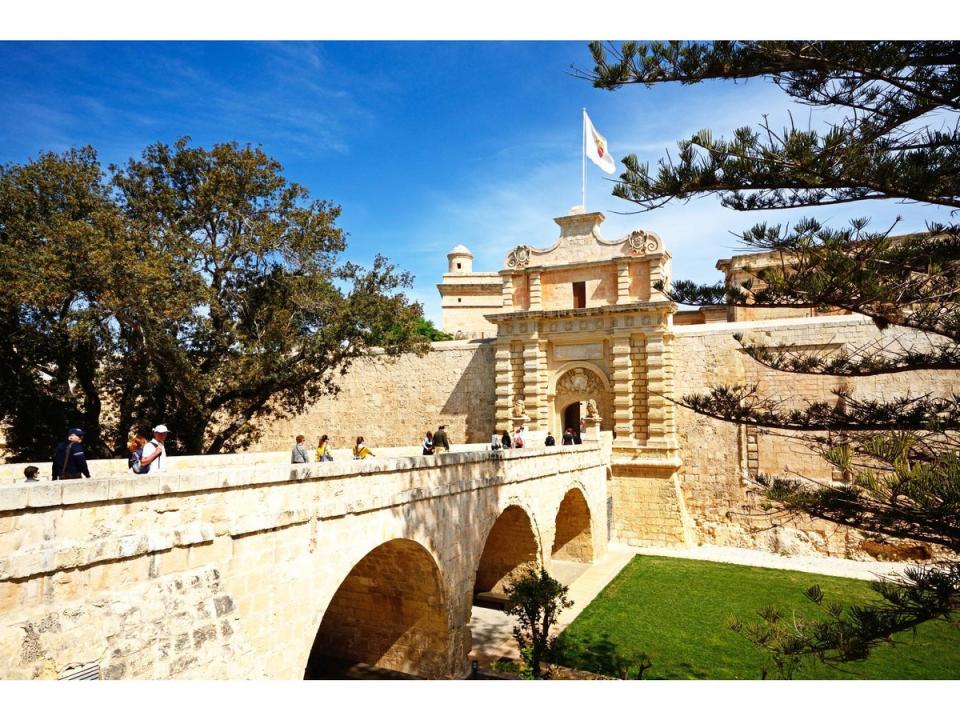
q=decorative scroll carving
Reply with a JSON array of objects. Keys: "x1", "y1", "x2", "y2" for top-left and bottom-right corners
[
  {"x1": 506, "y1": 245, "x2": 531, "y2": 269},
  {"x1": 556, "y1": 368, "x2": 604, "y2": 397},
  {"x1": 625, "y1": 230, "x2": 662, "y2": 255}
]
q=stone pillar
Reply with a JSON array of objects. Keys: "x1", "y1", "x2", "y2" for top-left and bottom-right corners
[
  {"x1": 522, "y1": 337, "x2": 542, "y2": 431},
  {"x1": 615, "y1": 259, "x2": 631, "y2": 304},
  {"x1": 644, "y1": 331, "x2": 677, "y2": 448},
  {"x1": 528, "y1": 271, "x2": 542, "y2": 311},
  {"x1": 611, "y1": 333, "x2": 634, "y2": 448},
  {"x1": 494, "y1": 339, "x2": 514, "y2": 433},
  {"x1": 501, "y1": 273, "x2": 514, "y2": 309},
  {"x1": 631, "y1": 334, "x2": 648, "y2": 444},
  {"x1": 649, "y1": 257, "x2": 669, "y2": 301}
]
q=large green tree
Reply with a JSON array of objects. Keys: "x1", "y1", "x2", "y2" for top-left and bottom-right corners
[
  {"x1": 0, "y1": 138, "x2": 426, "y2": 458},
  {"x1": 586, "y1": 41, "x2": 960, "y2": 674}
]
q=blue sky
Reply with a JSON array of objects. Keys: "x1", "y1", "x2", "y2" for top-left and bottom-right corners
[{"x1": 1, "y1": 41, "x2": 954, "y2": 322}]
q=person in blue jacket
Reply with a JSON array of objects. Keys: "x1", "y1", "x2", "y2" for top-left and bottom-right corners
[{"x1": 52, "y1": 428, "x2": 91, "y2": 480}]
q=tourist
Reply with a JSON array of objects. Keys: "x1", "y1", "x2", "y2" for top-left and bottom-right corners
[
  {"x1": 433, "y1": 425, "x2": 451, "y2": 454},
  {"x1": 545, "y1": 431, "x2": 556, "y2": 447},
  {"x1": 316, "y1": 434, "x2": 333, "y2": 462},
  {"x1": 562, "y1": 428, "x2": 575, "y2": 445},
  {"x1": 491, "y1": 432, "x2": 502, "y2": 450},
  {"x1": 291, "y1": 434, "x2": 309, "y2": 463},
  {"x1": 513, "y1": 425, "x2": 525, "y2": 449},
  {"x1": 52, "y1": 428, "x2": 91, "y2": 480},
  {"x1": 127, "y1": 435, "x2": 148, "y2": 473},
  {"x1": 500, "y1": 430, "x2": 512, "y2": 449},
  {"x1": 422, "y1": 431, "x2": 434, "y2": 455},
  {"x1": 23, "y1": 466, "x2": 39, "y2": 482},
  {"x1": 140, "y1": 424, "x2": 169, "y2": 473},
  {"x1": 353, "y1": 436, "x2": 375, "y2": 460}
]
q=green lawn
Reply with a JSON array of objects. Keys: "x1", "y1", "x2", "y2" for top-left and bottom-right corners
[{"x1": 552, "y1": 555, "x2": 960, "y2": 679}]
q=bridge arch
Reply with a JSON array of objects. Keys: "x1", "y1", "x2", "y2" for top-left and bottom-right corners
[
  {"x1": 473, "y1": 502, "x2": 542, "y2": 600},
  {"x1": 551, "y1": 485, "x2": 594, "y2": 563},
  {"x1": 303, "y1": 538, "x2": 450, "y2": 679}
]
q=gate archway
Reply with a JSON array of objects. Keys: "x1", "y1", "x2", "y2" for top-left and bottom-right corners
[
  {"x1": 304, "y1": 538, "x2": 450, "y2": 679},
  {"x1": 551, "y1": 487, "x2": 594, "y2": 562},
  {"x1": 473, "y1": 505, "x2": 540, "y2": 602}
]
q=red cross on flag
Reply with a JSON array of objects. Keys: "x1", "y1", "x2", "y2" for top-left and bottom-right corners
[{"x1": 584, "y1": 110, "x2": 616, "y2": 174}]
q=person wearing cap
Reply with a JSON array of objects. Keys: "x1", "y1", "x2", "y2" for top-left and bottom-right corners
[
  {"x1": 432, "y1": 425, "x2": 451, "y2": 454},
  {"x1": 52, "y1": 428, "x2": 91, "y2": 480},
  {"x1": 141, "y1": 424, "x2": 170, "y2": 473}
]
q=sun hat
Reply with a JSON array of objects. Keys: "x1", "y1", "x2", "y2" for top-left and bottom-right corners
[{"x1": 152, "y1": 424, "x2": 170, "y2": 433}]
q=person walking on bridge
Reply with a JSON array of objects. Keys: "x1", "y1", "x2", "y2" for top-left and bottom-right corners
[
  {"x1": 140, "y1": 424, "x2": 169, "y2": 473},
  {"x1": 52, "y1": 428, "x2": 90, "y2": 480},
  {"x1": 433, "y1": 425, "x2": 451, "y2": 454}
]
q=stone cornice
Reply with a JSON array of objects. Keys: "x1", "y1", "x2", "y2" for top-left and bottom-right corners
[{"x1": 484, "y1": 300, "x2": 675, "y2": 324}]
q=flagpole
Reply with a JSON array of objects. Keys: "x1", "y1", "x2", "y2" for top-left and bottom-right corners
[{"x1": 581, "y1": 108, "x2": 586, "y2": 211}]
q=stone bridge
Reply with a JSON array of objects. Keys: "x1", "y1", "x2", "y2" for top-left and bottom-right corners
[{"x1": 0, "y1": 445, "x2": 608, "y2": 679}]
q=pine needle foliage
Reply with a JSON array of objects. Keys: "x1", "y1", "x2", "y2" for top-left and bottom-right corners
[{"x1": 585, "y1": 40, "x2": 960, "y2": 673}]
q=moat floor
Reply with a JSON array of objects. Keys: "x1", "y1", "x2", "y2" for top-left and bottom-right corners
[{"x1": 470, "y1": 544, "x2": 950, "y2": 678}]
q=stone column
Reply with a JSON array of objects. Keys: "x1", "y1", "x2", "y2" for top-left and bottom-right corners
[
  {"x1": 522, "y1": 337, "x2": 542, "y2": 431},
  {"x1": 611, "y1": 332, "x2": 634, "y2": 448},
  {"x1": 615, "y1": 259, "x2": 631, "y2": 304},
  {"x1": 649, "y1": 256, "x2": 669, "y2": 301},
  {"x1": 644, "y1": 331, "x2": 677, "y2": 448},
  {"x1": 501, "y1": 273, "x2": 514, "y2": 309},
  {"x1": 528, "y1": 271, "x2": 542, "y2": 311},
  {"x1": 631, "y1": 334, "x2": 648, "y2": 444},
  {"x1": 494, "y1": 338, "x2": 514, "y2": 434}
]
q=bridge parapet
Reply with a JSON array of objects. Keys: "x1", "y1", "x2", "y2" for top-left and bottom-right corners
[{"x1": 0, "y1": 444, "x2": 608, "y2": 679}]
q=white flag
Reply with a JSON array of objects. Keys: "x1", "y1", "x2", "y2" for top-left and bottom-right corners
[{"x1": 584, "y1": 110, "x2": 616, "y2": 174}]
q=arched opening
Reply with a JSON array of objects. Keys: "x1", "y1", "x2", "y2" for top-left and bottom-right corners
[
  {"x1": 563, "y1": 402, "x2": 582, "y2": 442},
  {"x1": 551, "y1": 488, "x2": 593, "y2": 563},
  {"x1": 304, "y1": 539, "x2": 450, "y2": 679},
  {"x1": 473, "y1": 506, "x2": 538, "y2": 607}
]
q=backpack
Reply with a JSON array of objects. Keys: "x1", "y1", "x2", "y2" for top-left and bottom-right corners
[
  {"x1": 129, "y1": 446, "x2": 149, "y2": 474},
  {"x1": 515, "y1": 436, "x2": 524, "y2": 448}
]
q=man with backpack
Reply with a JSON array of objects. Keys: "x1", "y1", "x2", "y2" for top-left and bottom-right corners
[
  {"x1": 140, "y1": 424, "x2": 170, "y2": 473},
  {"x1": 52, "y1": 428, "x2": 91, "y2": 480}
]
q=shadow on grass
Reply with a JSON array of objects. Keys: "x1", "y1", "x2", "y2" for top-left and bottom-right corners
[{"x1": 550, "y1": 632, "x2": 653, "y2": 679}]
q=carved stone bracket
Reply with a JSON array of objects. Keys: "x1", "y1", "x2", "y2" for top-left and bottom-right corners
[
  {"x1": 624, "y1": 230, "x2": 662, "y2": 255},
  {"x1": 506, "y1": 245, "x2": 531, "y2": 269}
]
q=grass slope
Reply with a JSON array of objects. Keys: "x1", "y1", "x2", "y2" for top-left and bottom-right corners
[{"x1": 553, "y1": 555, "x2": 960, "y2": 679}]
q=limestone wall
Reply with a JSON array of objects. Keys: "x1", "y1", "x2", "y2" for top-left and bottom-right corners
[
  {"x1": 672, "y1": 315, "x2": 960, "y2": 556},
  {"x1": 249, "y1": 339, "x2": 497, "y2": 452}
]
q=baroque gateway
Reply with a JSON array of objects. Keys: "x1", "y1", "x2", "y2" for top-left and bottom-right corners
[{"x1": 1, "y1": 208, "x2": 957, "y2": 679}]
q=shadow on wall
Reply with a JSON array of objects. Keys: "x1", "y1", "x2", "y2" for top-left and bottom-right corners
[{"x1": 440, "y1": 341, "x2": 497, "y2": 444}]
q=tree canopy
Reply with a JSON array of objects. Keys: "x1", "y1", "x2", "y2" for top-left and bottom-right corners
[
  {"x1": 586, "y1": 40, "x2": 960, "y2": 674},
  {"x1": 0, "y1": 138, "x2": 427, "y2": 458}
]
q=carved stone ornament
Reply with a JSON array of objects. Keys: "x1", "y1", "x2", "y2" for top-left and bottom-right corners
[
  {"x1": 506, "y1": 245, "x2": 531, "y2": 269},
  {"x1": 625, "y1": 230, "x2": 661, "y2": 255},
  {"x1": 556, "y1": 368, "x2": 604, "y2": 397},
  {"x1": 512, "y1": 398, "x2": 527, "y2": 419},
  {"x1": 585, "y1": 398, "x2": 601, "y2": 420}
]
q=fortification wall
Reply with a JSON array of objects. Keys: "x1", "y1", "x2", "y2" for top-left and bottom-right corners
[
  {"x1": 673, "y1": 314, "x2": 960, "y2": 557},
  {"x1": 250, "y1": 339, "x2": 497, "y2": 453}
]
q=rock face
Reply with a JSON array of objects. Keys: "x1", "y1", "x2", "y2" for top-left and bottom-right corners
[{"x1": 0, "y1": 446, "x2": 608, "y2": 679}]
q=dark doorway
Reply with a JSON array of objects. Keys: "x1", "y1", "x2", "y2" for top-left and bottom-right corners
[
  {"x1": 563, "y1": 402, "x2": 581, "y2": 441},
  {"x1": 573, "y1": 281, "x2": 586, "y2": 309}
]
